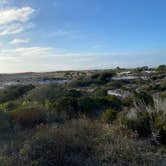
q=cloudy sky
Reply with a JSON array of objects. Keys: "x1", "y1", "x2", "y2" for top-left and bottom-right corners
[{"x1": 0, "y1": 0, "x2": 166, "y2": 73}]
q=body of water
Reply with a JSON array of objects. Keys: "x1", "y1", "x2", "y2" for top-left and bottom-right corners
[{"x1": 1, "y1": 79, "x2": 70, "y2": 88}]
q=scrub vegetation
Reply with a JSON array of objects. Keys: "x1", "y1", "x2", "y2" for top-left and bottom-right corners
[{"x1": 0, "y1": 65, "x2": 165, "y2": 165}]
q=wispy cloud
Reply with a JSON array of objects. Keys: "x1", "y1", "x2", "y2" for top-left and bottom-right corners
[
  {"x1": 0, "y1": 6, "x2": 35, "y2": 36},
  {"x1": 0, "y1": 46, "x2": 165, "y2": 73},
  {"x1": 0, "y1": 7, "x2": 35, "y2": 25},
  {"x1": 0, "y1": 23, "x2": 25, "y2": 35},
  {"x1": 9, "y1": 38, "x2": 30, "y2": 45}
]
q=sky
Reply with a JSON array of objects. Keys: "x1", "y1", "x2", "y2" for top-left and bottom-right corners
[{"x1": 0, "y1": 0, "x2": 166, "y2": 73}]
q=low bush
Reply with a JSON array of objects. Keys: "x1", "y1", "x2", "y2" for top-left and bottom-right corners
[
  {"x1": 26, "y1": 84, "x2": 66, "y2": 103},
  {"x1": 122, "y1": 98, "x2": 166, "y2": 144},
  {"x1": 156, "y1": 64, "x2": 166, "y2": 73},
  {"x1": 19, "y1": 119, "x2": 102, "y2": 166},
  {"x1": 8, "y1": 106, "x2": 46, "y2": 128},
  {"x1": 54, "y1": 97, "x2": 78, "y2": 119},
  {"x1": 155, "y1": 113, "x2": 166, "y2": 145},
  {"x1": 122, "y1": 111, "x2": 152, "y2": 137},
  {"x1": 0, "y1": 85, "x2": 35, "y2": 103},
  {"x1": 102, "y1": 109, "x2": 118, "y2": 123},
  {"x1": 0, "y1": 101, "x2": 20, "y2": 112},
  {"x1": 92, "y1": 88, "x2": 107, "y2": 97},
  {"x1": 65, "y1": 89, "x2": 82, "y2": 98},
  {"x1": 1, "y1": 119, "x2": 164, "y2": 165},
  {"x1": 69, "y1": 78, "x2": 103, "y2": 87},
  {"x1": 0, "y1": 111, "x2": 12, "y2": 138},
  {"x1": 0, "y1": 156, "x2": 11, "y2": 166},
  {"x1": 98, "y1": 125, "x2": 158, "y2": 165},
  {"x1": 106, "y1": 96, "x2": 123, "y2": 111},
  {"x1": 77, "y1": 97, "x2": 110, "y2": 116},
  {"x1": 134, "y1": 91, "x2": 154, "y2": 106}
]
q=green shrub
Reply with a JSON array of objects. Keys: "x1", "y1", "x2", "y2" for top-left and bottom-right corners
[
  {"x1": 0, "y1": 85, "x2": 34, "y2": 103},
  {"x1": 102, "y1": 109, "x2": 118, "y2": 123},
  {"x1": 77, "y1": 97, "x2": 110, "y2": 116},
  {"x1": 54, "y1": 97, "x2": 78, "y2": 119},
  {"x1": 0, "y1": 156, "x2": 11, "y2": 166},
  {"x1": 121, "y1": 97, "x2": 133, "y2": 107},
  {"x1": 122, "y1": 98, "x2": 166, "y2": 142},
  {"x1": 0, "y1": 101, "x2": 19, "y2": 112},
  {"x1": 20, "y1": 119, "x2": 102, "y2": 166},
  {"x1": 156, "y1": 64, "x2": 166, "y2": 73},
  {"x1": 134, "y1": 91, "x2": 154, "y2": 106},
  {"x1": 9, "y1": 106, "x2": 46, "y2": 128},
  {"x1": 106, "y1": 80, "x2": 130, "y2": 89},
  {"x1": 77, "y1": 97, "x2": 97, "y2": 115},
  {"x1": 65, "y1": 89, "x2": 82, "y2": 98},
  {"x1": 26, "y1": 84, "x2": 66, "y2": 103},
  {"x1": 155, "y1": 115, "x2": 166, "y2": 145},
  {"x1": 98, "y1": 72, "x2": 111, "y2": 81},
  {"x1": 92, "y1": 88, "x2": 107, "y2": 97},
  {"x1": 69, "y1": 78, "x2": 103, "y2": 87},
  {"x1": 0, "y1": 111, "x2": 12, "y2": 138},
  {"x1": 122, "y1": 112, "x2": 152, "y2": 137},
  {"x1": 106, "y1": 96, "x2": 123, "y2": 111}
]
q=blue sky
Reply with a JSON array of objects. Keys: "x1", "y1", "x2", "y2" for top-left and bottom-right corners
[{"x1": 0, "y1": 0, "x2": 166, "y2": 73}]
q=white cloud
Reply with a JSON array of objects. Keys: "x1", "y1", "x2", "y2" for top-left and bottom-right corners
[
  {"x1": 0, "y1": 7, "x2": 35, "y2": 25},
  {"x1": 0, "y1": 23, "x2": 25, "y2": 35},
  {"x1": 0, "y1": 47, "x2": 53, "y2": 59},
  {"x1": 0, "y1": 47, "x2": 165, "y2": 73},
  {"x1": 0, "y1": 6, "x2": 35, "y2": 36},
  {"x1": 9, "y1": 38, "x2": 30, "y2": 45}
]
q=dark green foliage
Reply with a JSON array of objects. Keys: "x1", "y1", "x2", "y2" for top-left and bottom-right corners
[
  {"x1": 0, "y1": 157, "x2": 11, "y2": 166},
  {"x1": 158, "y1": 126, "x2": 166, "y2": 145},
  {"x1": 26, "y1": 84, "x2": 66, "y2": 103},
  {"x1": 92, "y1": 88, "x2": 107, "y2": 97},
  {"x1": 122, "y1": 97, "x2": 133, "y2": 107},
  {"x1": 145, "y1": 82, "x2": 166, "y2": 92},
  {"x1": 65, "y1": 89, "x2": 82, "y2": 98},
  {"x1": 77, "y1": 97, "x2": 97, "y2": 114},
  {"x1": 55, "y1": 97, "x2": 78, "y2": 118},
  {"x1": 0, "y1": 85, "x2": 34, "y2": 103},
  {"x1": 53, "y1": 96, "x2": 114, "y2": 118},
  {"x1": 91, "y1": 71, "x2": 116, "y2": 82},
  {"x1": 70, "y1": 71, "x2": 116, "y2": 88},
  {"x1": 102, "y1": 109, "x2": 118, "y2": 123},
  {"x1": 8, "y1": 106, "x2": 46, "y2": 128},
  {"x1": 21, "y1": 119, "x2": 101, "y2": 166},
  {"x1": 155, "y1": 115, "x2": 166, "y2": 145},
  {"x1": 106, "y1": 80, "x2": 128, "y2": 89},
  {"x1": 77, "y1": 97, "x2": 110, "y2": 115},
  {"x1": 123, "y1": 112, "x2": 152, "y2": 137},
  {"x1": 70, "y1": 78, "x2": 103, "y2": 87},
  {"x1": 106, "y1": 96, "x2": 123, "y2": 111},
  {"x1": 0, "y1": 111, "x2": 12, "y2": 137},
  {"x1": 134, "y1": 91, "x2": 154, "y2": 106},
  {"x1": 27, "y1": 85, "x2": 82, "y2": 104},
  {"x1": 0, "y1": 101, "x2": 19, "y2": 112},
  {"x1": 91, "y1": 73, "x2": 100, "y2": 79},
  {"x1": 134, "y1": 66, "x2": 149, "y2": 72},
  {"x1": 0, "y1": 67, "x2": 165, "y2": 165},
  {"x1": 156, "y1": 65, "x2": 166, "y2": 73}
]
